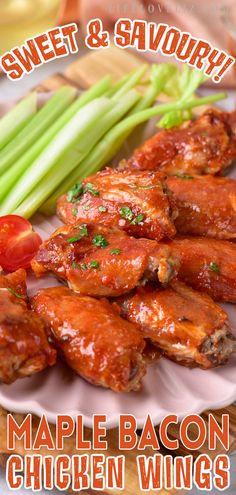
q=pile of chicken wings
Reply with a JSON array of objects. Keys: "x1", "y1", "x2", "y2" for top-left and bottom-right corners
[{"x1": 2, "y1": 107, "x2": 236, "y2": 393}]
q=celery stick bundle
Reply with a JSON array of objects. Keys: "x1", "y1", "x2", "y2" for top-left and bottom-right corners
[{"x1": 0, "y1": 63, "x2": 226, "y2": 219}]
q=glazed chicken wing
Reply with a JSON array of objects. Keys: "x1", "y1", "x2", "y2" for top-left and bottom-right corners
[
  {"x1": 166, "y1": 175, "x2": 236, "y2": 240},
  {"x1": 31, "y1": 287, "x2": 146, "y2": 392},
  {"x1": 118, "y1": 281, "x2": 234, "y2": 369},
  {"x1": 168, "y1": 236, "x2": 236, "y2": 303},
  {"x1": 126, "y1": 109, "x2": 236, "y2": 175},
  {"x1": 57, "y1": 169, "x2": 176, "y2": 241},
  {"x1": 0, "y1": 269, "x2": 56, "y2": 384},
  {"x1": 31, "y1": 224, "x2": 180, "y2": 297}
]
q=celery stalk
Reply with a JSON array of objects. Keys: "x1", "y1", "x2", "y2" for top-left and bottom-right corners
[
  {"x1": 0, "y1": 77, "x2": 112, "y2": 204},
  {"x1": 40, "y1": 92, "x2": 226, "y2": 216},
  {"x1": 0, "y1": 93, "x2": 37, "y2": 151},
  {"x1": 0, "y1": 87, "x2": 77, "y2": 175},
  {"x1": 0, "y1": 97, "x2": 112, "y2": 215},
  {"x1": 106, "y1": 72, "x2": 134, "y2": 97},
  {"x1": 112, "y1": 65, "x2": 147, "y2": 101},
  {"x1": 14, "y1": 90, "x2": 140, "y2": 218}
]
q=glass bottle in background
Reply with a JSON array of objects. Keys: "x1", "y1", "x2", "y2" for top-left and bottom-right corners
[{"x1": 0, "y1": 0, "x2": 62, "y2": 55}]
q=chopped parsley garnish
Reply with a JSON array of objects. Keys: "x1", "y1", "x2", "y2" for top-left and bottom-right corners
[
  {"x1": 90, "y1": 260, "x2": 99, "y2": 269},
  {"x1": 119, "y1": 206, "x2": 133, "y2": 221},
  {"x1": 92, "y1": 234, "x2": 108, "y2": 248},
  {"x1": 80, "y1": 263, "x2": 88, "y2": 270},
  {"x1": 110, "y1": 248, "x2": 121, "y2": 255},
  {"x1": 98, "y1": 205, "x2": 107, "y2": 213},
  {"x1": 83, "y1": 204, "x2": 90, "y2": 211},
  {"x1": 75, "y1": 224, "x2": 88, "y2": 237},
  {"x1": 84, "y1": 183, "x2": 100, "y2": 197},
  {"x1": 72, "y1": 261, "x2": 79, "y2": 269},
  {"x1": 67, "y1": 235, "x2": 82, "y2": 243},
  {"x1": 132, "y1": 213, "x2": 144, "y2": 224},
  {"x1": 72, "y1": 207, "x2": 78, "y2": 216},
  {"x1": 67, "y1": 183, "x2": 83, "y2": 203},
  {"x1": 7, "y1": 288, "x2": 23, "y2": 299},
  {"x1": 174, "y1": 174, "x2": 194, "y2": 180},
  {"x1": 209, "y1": 262, "x2": 220, "y2": 273}
]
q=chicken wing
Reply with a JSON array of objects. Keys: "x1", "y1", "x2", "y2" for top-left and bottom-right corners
[
  {"x1": 118, "y1": 281, "x2": 234, "y2": 369},
  {"x1": 166, "y1": 175, "x2": 236, "y2": 240},
  {"x1": 167, "y1": 236, "x2": 236, "y2": 303},
  {"x1": 0, "y1": 269, "x2": 56, "y2": 384},
  {"x1": 125, "y1": 109, "x2": 236, "y2": 175},
  {"x1": 57, "y1": 168, "x2": 176, "y2": 241},
  {"x1": 31, "y1": 224, "x2": 180, "y2": 297},
  {"x1": 31, "y1": 286, "x2": 146, "y2": 392}
]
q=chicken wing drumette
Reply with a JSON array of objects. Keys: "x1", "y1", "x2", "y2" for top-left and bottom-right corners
[
  {"x1": 166, "y1": 236, "x2": 236, "y2": 303},
  {"x1": 57, "y1": 169, "x2": 176, "y2": 241},
  {"x1": 31, "y1": 224, "x2": 180, "y2": 297},
  {"x1": 118, "y1": 281, "x2": 234, "y2": 369},
  {"x1": 166, "y1": 175, "x2": 236, "y2": 240},
  {"x1": 0, "y1": 269, "x2": 56, "y2": 384},
  {"x1": 31, "y1": 286, "x2": 146, "y2": 392},
  {"x1": 125, "y1": 109, "x2": 236, "y2": 175}
]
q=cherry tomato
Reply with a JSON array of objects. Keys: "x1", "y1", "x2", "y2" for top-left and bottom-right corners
[{"x1": 0, "y1": 215, "x2": 42, "y2": 272}]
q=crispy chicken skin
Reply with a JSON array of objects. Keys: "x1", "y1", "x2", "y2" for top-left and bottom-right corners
[
  {"x1": 0, "y1": 270, "x2": 56, "y2": 384},
  {"x1": 166, "y1": 175, "x2": 236, "y2": 240},
  {"x1": 126, "y1": 109, "x2": 236, "y2": 175},
  {"x1": 31, "y1": 224, "x2": 180, "y2": 297},
  {"x1": 167, "y1": 237, "x2": 236, "y2": 303},
  {"x1": 118, "y1": 281, "x2": 234, "y2": 369},
  {"x1": 57, "y1": 168, "x2": 176, "y2": 241},
  {"x1": 31, "y1": 286, "x2": 146, "y2": 392}
]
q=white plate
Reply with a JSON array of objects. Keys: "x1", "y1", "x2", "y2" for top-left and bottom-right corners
[{"x1": 0, "y1": 98, "x2": 236, "y2": 428}]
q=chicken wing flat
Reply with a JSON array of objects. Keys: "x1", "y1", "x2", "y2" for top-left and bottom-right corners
[
  {"x1": 168, "y1": 237, "x2": 236, "y2": 303},
  {"x1": 31, "y1": 286, "x2": 146, "y2": 392},
  {"x1": 0, "y1": 269, "x2": 56, "y2": 384},
  {"x1": 31, "y1": 224, "x2": 179, "y2": 297},
  {"x1": 57, "y1": 168, "x2": 176, "y2": 241},
  {"x1": 125, "y1": 109, "x2": 236, "y2": 175},
  {"x1": 166, "y1": 175, "x2": 236, "y2": 240},
  {"x1": 118, "y1": 281, "x2": 234, "y2": 369}
]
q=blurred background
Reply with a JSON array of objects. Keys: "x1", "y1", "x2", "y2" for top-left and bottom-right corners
[{"x1": 0, "y1": 0, "x2": 235, "y2": 86}]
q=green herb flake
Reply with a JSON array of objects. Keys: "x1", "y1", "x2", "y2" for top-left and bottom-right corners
[
  {"x1": 174, "y1": 174, "x2": 194, "y2": 180},
  {"x1": 92, "y1": 234, "x2": 108, "y2": 248},
  {"x1": 80, "y1": 263, "x2": 88, "y2": 270},
  {"x1": 72, "y1": 207, "x2": 78, "y2": 216},
  {"x1": 98, "y1": 205, "x2": 107, "y2": 213},
  {"x1": 67, "y1": 183, "x2": 83, "y2": 203},
  {"x1": 75, "y1": 224, "x2": 88, "y2": 237},
  {"x1": 72, "y1": 261, "x2": 79, "y2": 269},
  {"x1": 84, "y1": 183, "x2": 100, "y2": 197},
  {"x1": 67, "y1": 236, "x2": 81, "y2": 244},
  {"x1": 119, "y1": 206, "x2": 133, "y2": 221},
  {"x1": 110, "y1": 248, "x2": 121, "y2": 255},
  {"x1": 83, "y1": 204, "x2": 90, "y2": 211},
  {"x1": 209, "y1": 262, "x2": 220, "y2": 273},
  {"x1": 132, "y1": 213, "x2": 144, "y2": 224},
  {"x1": 90, "y1": 260, "x2": 100, "y2": 269},
  {"x1": 7, "y1": 288, "x2": 23, "y2": 299}
]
